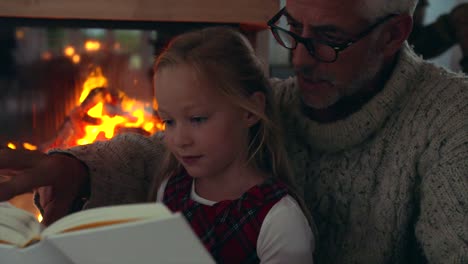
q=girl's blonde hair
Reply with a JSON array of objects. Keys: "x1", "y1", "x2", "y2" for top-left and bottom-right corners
[{"x1": 148, "y1": 26, "x2": 313, "y2": 225}]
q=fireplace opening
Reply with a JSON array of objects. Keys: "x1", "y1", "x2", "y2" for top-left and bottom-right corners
[{"x1": 1, "y1": 20, "x2": 230, "y2": 151}]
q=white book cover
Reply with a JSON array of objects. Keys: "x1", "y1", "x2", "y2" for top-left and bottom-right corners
[{"x1": 0, "y1": 202, "x2": 215, "y2": 264}]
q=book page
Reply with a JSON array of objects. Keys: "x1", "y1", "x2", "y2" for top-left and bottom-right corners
[
  {"x1": 42, "y1": 203, "x2": 171, "y2": 237},
  {"x1": 0, "y1": 202, "x2": 43, "y2": 247}
]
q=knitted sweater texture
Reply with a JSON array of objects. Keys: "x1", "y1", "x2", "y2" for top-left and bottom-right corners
[{"x1": 62, "y1": 43, "x2": 467, "y2": 263}]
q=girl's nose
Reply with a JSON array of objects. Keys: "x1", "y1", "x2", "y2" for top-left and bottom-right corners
[{"x1": 172, "y1": 125, "x2": 193, "y2": 148}]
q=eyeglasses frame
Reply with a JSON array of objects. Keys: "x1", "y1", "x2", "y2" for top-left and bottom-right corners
[{"x1": 267, "y1": 7, "x2": 398, "y2": 62}]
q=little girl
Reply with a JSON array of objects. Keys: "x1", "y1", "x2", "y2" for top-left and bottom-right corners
[{"x1": 150, "y1": 27, "x2": 314, "y2": 263}]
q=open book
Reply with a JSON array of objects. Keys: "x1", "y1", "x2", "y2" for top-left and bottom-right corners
[{"x1": 0, "y1": 202, "x2": 214, "y2": 264}]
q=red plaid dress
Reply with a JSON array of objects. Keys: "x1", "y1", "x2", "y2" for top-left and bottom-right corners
[{"x1": 163, "y1": 172, "x2": 288, "y2": 264}]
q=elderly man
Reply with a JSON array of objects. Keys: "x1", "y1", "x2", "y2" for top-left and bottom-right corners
[
  {"x1": 267, "y1": 0, "x2": 467, "y2": 263},
  {"x1": 0, "y1": 0, "x2": 467, "y2": 263}
]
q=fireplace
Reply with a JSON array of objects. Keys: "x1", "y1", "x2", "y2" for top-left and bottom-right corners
[{"x1": 0, "y1": 0, "x2": 278, "y2": 218}]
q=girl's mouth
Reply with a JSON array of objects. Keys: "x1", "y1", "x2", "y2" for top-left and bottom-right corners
[{"x1": 181, "y1": 155, "x2": 202, "y2": 165}]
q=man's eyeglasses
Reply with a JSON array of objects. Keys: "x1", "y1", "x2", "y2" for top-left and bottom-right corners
[{"x1": 267, "y1": 7, "x2": 398, "y2": 63}]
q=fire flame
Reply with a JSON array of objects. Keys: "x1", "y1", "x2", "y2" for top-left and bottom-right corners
[
  {"x1": 4, "y1": 67, "x2": 160, "y2": 150},
  {"x1": 75, "y1": 68, "x2": 158, "y2": 145},
  {"x1": 6, "y1": 67, "x2": 160, "y2": 222},
  {"x1": 79, "y1": 67, "x2": 108, "y2": 103}
]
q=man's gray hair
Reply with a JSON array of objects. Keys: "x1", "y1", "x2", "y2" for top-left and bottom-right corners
[{"x1": 359, "y1": 0, "x2": 418, "y2": 21}]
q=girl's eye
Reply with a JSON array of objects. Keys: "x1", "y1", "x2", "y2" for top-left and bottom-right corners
[
  {"x1": 162, "y1": 119, "x2": 174, "y2": 127},
  {"x1": 190, "y1": 116, "x2": 207, "y2": 124}
]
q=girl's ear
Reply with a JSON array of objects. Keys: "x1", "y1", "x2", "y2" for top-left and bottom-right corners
[{"x1": 244, "y1": 91, "x2": 266, "y2": 127}]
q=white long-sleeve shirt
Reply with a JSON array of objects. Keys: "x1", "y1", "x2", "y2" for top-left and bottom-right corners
[{"x1": 156, "y1": 179, "x2": 315, "y2": 264}]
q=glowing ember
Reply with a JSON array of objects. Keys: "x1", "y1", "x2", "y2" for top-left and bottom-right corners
[
  {"x1": 7, "y1": 143, "x2": 16, "y2": 149},
  {"x1": 72, "y1": 54, "x2": 81, "y2": 64},
  {"x1": 23, "y1": 143, "x2": 38, "y2": 151},
  {"x1": 85, "y1": 40, "x2": 101, "y2": 52},
  {"x1": 5, "y1": 142, "x2": 38, "y2": 150},
  {"x1": 64, "y1": 46, "x2": 75, "y2": 57}
]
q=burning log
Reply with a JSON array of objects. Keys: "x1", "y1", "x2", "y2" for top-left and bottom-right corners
[{"x1": 2, "y1": 64, "x2": 161, "y2": 152}]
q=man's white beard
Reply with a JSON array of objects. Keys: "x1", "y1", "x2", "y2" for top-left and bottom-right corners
[
  {"x1": 306, "y1": 49, "x2": 384, "y2": 110},
  {"x1": 345, "y1": 51, "x2": 384, "y2": 97},
  {"x1": 307, "y1": 87, "x2": 341, "y2": 109}
]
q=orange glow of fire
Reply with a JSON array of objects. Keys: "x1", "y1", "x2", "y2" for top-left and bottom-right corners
[
  {"x1": 5, "y1": 67, "x2": 158, "y2": 224},
  {"x1": 16, "y1": 29, "x2": 25, "y2": 40},
  {"x1": 64, "y1": 46, "x2": 75, "y2": 57},
  {"x1": 75, "y1": 68, "x2": 159, "y2": 146},
  {"x1": 72, "y1": 54, "x2": 81, "y2": 64},
  {"x1": 7, "y1": 143, "x2": 16, "y2": 149},
  {"x1": 6, "y1": 142, "x2": 38, "y2": 150},
  {"x1": 3, "y1": 68, "x2": 159, "y2": 150},
  {"x1": 23, "y1": 143, "x2": 38, "y2": 151},
  {"x1": 79, "y1": 68, "x2": 108, "y2": 103},
  {"x1": 85, "y1": 40, "x2": 101, "y2": 52},
  {"x1": 41, "y1": 51, "x2": 52, "y2": 61}
]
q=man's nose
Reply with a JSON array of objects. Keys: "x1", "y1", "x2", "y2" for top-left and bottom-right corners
[{"x1": 292, "y1": 42, "x2": 320, "y2": 70}]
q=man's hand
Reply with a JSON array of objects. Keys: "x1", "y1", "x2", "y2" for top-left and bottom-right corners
[
  {"x1": 0, "y1": 149, "x2": 53, "y2": 200},
  {"x1": 0, "y1": 148, "x2": 89, "y2": 225}
]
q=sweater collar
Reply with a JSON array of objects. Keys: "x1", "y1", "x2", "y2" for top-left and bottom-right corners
[{"x1": 292, "y1": 42, "x2": 424, "y2": 152}]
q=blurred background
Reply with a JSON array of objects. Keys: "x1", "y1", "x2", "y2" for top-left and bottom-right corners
[
  {"x1": 1, "y1": 0, "x2": 467, "y2": 219},
  {"x1": 414, "y1": 0, "x2": 467, "y2": 72}
]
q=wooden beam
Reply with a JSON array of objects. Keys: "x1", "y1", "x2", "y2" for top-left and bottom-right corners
[{"x1": 0, "y1": 0, "x2": 279, "y2": 28}]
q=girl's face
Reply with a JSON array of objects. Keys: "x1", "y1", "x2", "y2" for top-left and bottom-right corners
[{"x1": 155, "y1": 64, "x2": 254, "y2": 181}]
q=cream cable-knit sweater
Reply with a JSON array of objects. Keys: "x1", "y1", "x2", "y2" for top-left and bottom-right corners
[{"x1": 60, "y1": 43, "x2": 467, "y2": 263}]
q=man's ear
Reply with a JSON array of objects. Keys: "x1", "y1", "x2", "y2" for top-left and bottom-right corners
[
  {"x1": 380, "y1": 14, "x2": 413, "y2": 57},
  {"x1": 244, "y1": 91, "x2": 266, "y2": 127}
]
